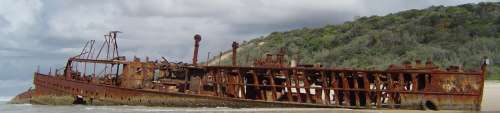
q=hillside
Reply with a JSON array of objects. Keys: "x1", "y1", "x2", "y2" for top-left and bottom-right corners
[{"x1": 211, "y1": 2, "x2": 500, "y2": 79}]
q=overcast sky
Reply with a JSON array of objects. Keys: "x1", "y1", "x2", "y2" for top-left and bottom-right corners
[{"x1": 0, "y1": 0, "x2": 497, "y2": 97}]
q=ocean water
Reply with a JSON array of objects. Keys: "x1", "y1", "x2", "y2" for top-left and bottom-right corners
[
  {"x1": 2, "y1": 81, "x2": 500, "y2": 113},
  {"x1": 0, "y1": 97, "x2": 12, "y2": 102},
  {"x1": 0, "y1": 101, "x2": 359, "y2": 113}
]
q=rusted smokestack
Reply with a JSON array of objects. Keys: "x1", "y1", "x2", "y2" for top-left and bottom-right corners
[
  {"x1": 193, "y1": 34, "x2": 202, "y2": 66},
  {"x1": 232, "y1": 41, "x2": 239, "y2": 66}
]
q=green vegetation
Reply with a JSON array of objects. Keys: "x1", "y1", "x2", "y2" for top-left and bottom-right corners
[{"x1": 216, "y1": 2, "x2": 500, "y2": 79}]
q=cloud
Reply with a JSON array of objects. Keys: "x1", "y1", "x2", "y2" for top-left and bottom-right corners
[
  {"x1": 0, "y1": 0, "x2": 498, "y2": 96},
  {"x1": 0, "y1": 79, "x2": 33, "y2": 96}
]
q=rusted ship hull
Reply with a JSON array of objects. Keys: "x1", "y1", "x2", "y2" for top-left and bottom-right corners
[
  {"x1": 29, "y1": 73, "x2": 328, "y2": 108},
  {"x1": 12, "y1": 33, "x2": 488, "y2": 111},
  {"x1": 23, "y1": 66, "x2": 485, "y2": 110}
]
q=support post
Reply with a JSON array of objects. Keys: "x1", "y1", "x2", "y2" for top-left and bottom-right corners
[
  {"x1": 303, "y1": 71, "x2": 311, "y2": 103},
  {"x1": 268, "y1": 70, "x2": 277, "y2": 101},
  {"x1": 284, "y1": 70, "x2": 293, "y2": 102},
  {"x1": 237, "y1": 72, "x2": 246, "y2": 99},
  {"x1": 353, "y1": 73, "x2": 360, "y2": 107},
  {"x1": 340, "y1": 73, "x2": 350, "y2": 107},
  {"x1": 251, "y1": 70, "x2": 264, "y2": 100},
  {"x1": 411, "y1": 73, "x2": 418, "y2": 92},
  {"x1": 293, "y1": 69, "x2": 303, "y2": 103},
  {"x1": 388, "y1": 74, "x2": 396, "y2": 108},
  {"x1": 320, "y1": 72, "x2": 330, "y2": 105},
  {"x1": 375, "y1": 74, "x2": 382, "y2": 108},
  {"x1": 330, "y1": 72, "x2": 340, "y2": 106},
  {"x1": 362, "y1": 73, "x2": 371, "y2": 108}
]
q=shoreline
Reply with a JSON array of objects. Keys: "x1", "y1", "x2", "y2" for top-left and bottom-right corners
[{"x1": 7, "y1": 81, "x2": 500, "y2": 112}]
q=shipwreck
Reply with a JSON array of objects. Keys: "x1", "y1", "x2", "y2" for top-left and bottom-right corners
[{"x1": 11, "y1": 31, "x2": 489, "y2": 111}]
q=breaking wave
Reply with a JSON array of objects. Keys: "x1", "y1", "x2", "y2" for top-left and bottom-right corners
[{"x1": 0, "y1": 96, "x2": 13, "y2": 101}]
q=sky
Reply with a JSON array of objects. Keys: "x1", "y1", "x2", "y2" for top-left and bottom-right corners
[{"x1": 0, "y1": 0, "x2": 498, "y2": 97}]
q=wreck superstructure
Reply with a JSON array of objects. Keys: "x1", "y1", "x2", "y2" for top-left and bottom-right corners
[{"x1": 15, "y1": 32, "x2": 489, "y2": 111}]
